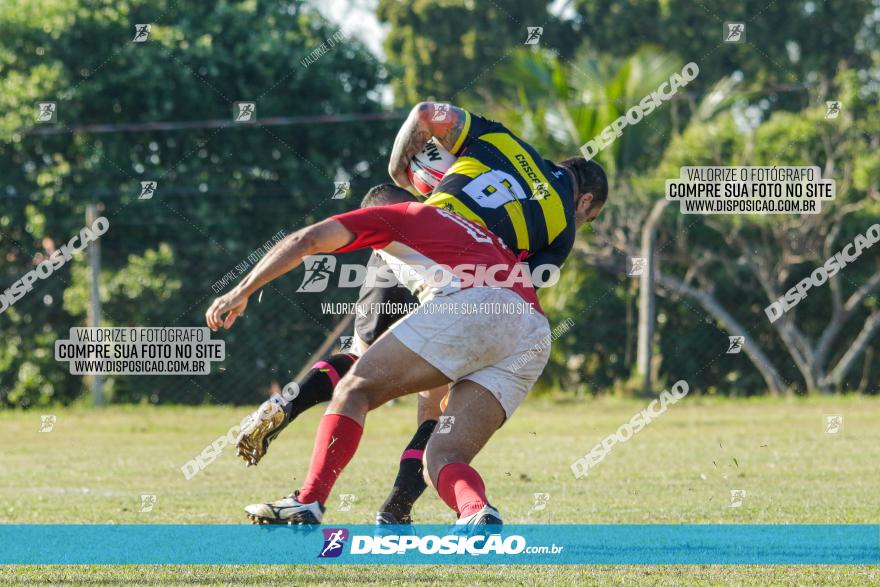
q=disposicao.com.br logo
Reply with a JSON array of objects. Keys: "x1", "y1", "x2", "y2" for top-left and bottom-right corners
[
  {"x1": 319, "y1": 528, "x2": 349, "y2": 558},
  {"x1": 297, "y1": 256, "x2": 561, "y2": 293},
  {"x1": 320, "y1": 531, "x2": 563, "y2": 557}
]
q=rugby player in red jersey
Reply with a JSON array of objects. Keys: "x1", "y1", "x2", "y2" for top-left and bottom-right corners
[
  {"x1": 233, "y1": 102, "x2": 608, "y2": 527},
  {"x1": 206, "y1": 187, "x2": 553, "y2": 527}
]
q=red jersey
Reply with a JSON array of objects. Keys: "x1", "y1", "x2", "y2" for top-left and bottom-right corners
[{"x1": 332, "y1": 202, "x2": 542, "y2": 314}]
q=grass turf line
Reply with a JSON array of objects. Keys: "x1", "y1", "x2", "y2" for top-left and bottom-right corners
[{"x1": 1, "y1": 396, "x2": 878, "y2": 584}]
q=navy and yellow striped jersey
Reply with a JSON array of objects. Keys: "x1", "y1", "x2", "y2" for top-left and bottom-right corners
[{"x1": 425, "y1": 110, "x2": 576, "y2": 271}]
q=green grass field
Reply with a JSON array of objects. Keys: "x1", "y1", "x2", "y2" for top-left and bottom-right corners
[{"x1": 1, "y1": 395, "x2": 879, "y2": 585}]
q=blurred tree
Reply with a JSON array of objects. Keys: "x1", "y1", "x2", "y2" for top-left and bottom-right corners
[
  {"x1": 2, "y1": 0, "x2": 878, "y2": 406},
  {"x1": 571, "y1": 0, "x2": 872, "y2": 102},
  {"x1": 377, "y1": 0, "x2": 578, "y2": 106},
  {"x1": 624, "y1": 71, "x2": 879, "y2": 395},
  {"x1": 490, "y1": 46, "x2": 719, "y2": 174},
  {"x1": 487, "y1": 37, "x2": 879, "y2": 395},
  {"x1": 0, "y1": 0, "x2": 392, "y2": 407},
  {"x1": 489, "y1": 45, "x2": 730, "y2": 395}
]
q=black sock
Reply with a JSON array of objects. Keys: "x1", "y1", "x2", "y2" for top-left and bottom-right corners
[
  {"x1": 282, "y1": 353, "x2": 357, "y2": 422},
  {"x1": 379, "y1": 419, "x2": 437, "y2": 521}
]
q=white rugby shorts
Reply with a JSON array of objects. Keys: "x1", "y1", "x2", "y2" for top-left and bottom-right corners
[{"x1": 389, "y1": 287, "x2": 550, "y2": 419}]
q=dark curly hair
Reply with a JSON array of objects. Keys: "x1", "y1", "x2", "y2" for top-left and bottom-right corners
[{"x1": 558, "y1": 157, "x2": 608, "y2": 204}]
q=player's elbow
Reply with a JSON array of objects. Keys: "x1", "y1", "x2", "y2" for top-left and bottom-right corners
[
  {"x1": 413, "y1": 101, "x2": 460, "y2": 137},
  {"x1": 412, "y1": 101, "x2": 433, "y2": 123},
  {"x1": 412, "y1": 101, "x2": 451, "y2": 128},
  {"x1": 290, "y1": 226, "x2": 321, "y2": 256}
]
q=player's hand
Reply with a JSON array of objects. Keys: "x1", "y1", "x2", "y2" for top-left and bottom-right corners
[
  {"x1": 388, "y1": 161, "x2": 413, "y2": 192},
  {"x1": 205, "y1": 290, "x2": 249, "y2": 331},
  {"x1": 389, "y1": 165, "x2": 421, "y2": 196}
]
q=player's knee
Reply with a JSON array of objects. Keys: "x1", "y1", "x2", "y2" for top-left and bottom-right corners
[
  {"x1": 422, "y1": 465, "x2": 435, "y2": 491},
  {"x1": 329, "y1": 376, "x2": 371, "y2": 411},
  {"x1": 424, "y1": 456, "x2": 442, "y2": 488}
]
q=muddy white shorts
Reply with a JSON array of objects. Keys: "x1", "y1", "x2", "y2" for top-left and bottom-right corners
[{"x1": 388, "y1": 287, "x2": 551, "y2": 419}]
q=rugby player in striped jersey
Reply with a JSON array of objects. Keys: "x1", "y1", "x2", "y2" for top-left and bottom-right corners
[{"x1": 233, "y1": 103, "x2": 608, "y2": 525}]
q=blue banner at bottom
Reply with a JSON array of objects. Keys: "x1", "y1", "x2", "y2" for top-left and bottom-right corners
[{"x1": 1, "y1": 525, "x2": 877, "y2": 565}]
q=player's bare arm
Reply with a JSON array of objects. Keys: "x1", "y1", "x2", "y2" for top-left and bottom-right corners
[
  {"x1": 388, "y1": 102, "x2": 468, "y2": 190},
  {"x1": 205, "y1": 219, "x2": 354, "y2": 331}
]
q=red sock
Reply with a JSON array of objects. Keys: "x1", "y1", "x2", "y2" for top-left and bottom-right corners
[
  {"x1": 436, "y1": 462, "x2": 488, "y2": 517},
  {"x1": 297, "y1": 414, "x2": 363, "y2": 505}
]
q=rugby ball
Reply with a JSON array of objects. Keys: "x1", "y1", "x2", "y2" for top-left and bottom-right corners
[{"x1": 407, "y1": 138, "x2": 456, "y2": 196}]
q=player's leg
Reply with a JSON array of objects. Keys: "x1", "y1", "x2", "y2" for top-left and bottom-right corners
[
  {"x1": 348, "y1": 250, "x2": 445, "y2": 524},
  {"x1": 244, "y1": 287, "x2": 547, "y2": 524},
  {"x1": 236, "y1": 352, "x2": 357, "y2": 466},
  {"x1": 421, "y1": 291, "x2": 552, "y2": 527},
  {"x1": 236, "y1": 252, "x2": 413, "y2": 465},
  {"x1": 423, "y1": 379, "x2": 507, "y2": 525},
  {"x1": 245, "y1": 332, "x2": 451, "y2": 524},
  {"x1": 375, "y1": 384, "x2": 446, "y2": 524},
  {"x1": 284, "y1": 354, "x2": 358, "y2": 421}
]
